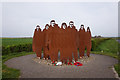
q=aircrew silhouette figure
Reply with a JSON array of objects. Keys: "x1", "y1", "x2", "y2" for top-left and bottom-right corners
[
  {"x1": 85, "y1": 27, "x2": 91, "y2": 57},
  {"x1": 32, "y1": 25, "x2": 43, "y2": 58},
  {"x1": 60, "y1": 23, "x2": 68, "y2": 63},
  {"x1": 79, "y1": 24, "x2": 85, "y2": 58},
  {"x1": 43, "y1": 24, "x2": 50, "y2": 59}
]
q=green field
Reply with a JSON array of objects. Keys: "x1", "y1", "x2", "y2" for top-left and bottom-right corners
[{"x1": 2, "y1": 38, "x2": 32, "y2": 47}]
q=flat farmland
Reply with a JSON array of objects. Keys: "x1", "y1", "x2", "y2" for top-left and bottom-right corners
[{"x1": 2, "y1": 38, "x2": 33, "y2": 47}]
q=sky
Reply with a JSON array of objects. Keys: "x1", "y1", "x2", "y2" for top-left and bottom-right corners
[{"x1": 1, "y1": 2, "x2": 118, "y2": 37}]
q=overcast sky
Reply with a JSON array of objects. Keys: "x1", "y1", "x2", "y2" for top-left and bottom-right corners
[{"x1": 2, "y1": 2, "x2": 118, "y2": 37}]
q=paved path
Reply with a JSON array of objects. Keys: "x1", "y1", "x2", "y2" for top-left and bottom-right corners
[{"x1": 4, "y1": 54, "x2": 118, "y2": 78}]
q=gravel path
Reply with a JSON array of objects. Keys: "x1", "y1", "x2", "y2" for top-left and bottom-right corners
[{"x1": 4, "y1": 54, "x2": 118, "y2": 78}]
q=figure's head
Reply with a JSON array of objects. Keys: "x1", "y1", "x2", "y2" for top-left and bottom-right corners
[
  {"x1": 36, "y1": 25, "x2": 40, "y2": 28},
  {"x1": 69, "y1": 21, "x2": 74, "y2": 28},
  {"x1": 81, "y1": 24, "x2": 84, "y2": 29},
  {"x1": 87, "y1": 27, "x2": 90, "y2": 31},
  {"x1": 50, "y1": 20, "x2": 55, "y2": 27},
  {"x1": 36, "y1": 25, "x2": 40, "y2": 31},
  {"x1": 45, "y1": 24, "x2": 49, "y2": 30},
  {"x1": 61, "y1": 23, "x2": 67, "y2": 29}
]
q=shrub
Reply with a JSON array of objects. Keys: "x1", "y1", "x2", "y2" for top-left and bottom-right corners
[
  {"x1": 2, "y1": 43, "x2": 32, "y2": 55},
  {"x1": 91, "y1": 38, "x2": 111, "y2": 51}
]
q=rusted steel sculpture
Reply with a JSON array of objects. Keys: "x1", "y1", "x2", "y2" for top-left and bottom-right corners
[
  {"x1": 43, "y1": 24, "x2": 50, "y2": 59},
  {"x1": 32, "y1": 20, "x2": 92, "y2": 63},
  {"x1": 32, "y1": 25, "x2": 43, "y2": 58},
  {"x1": 85, "y1": 27, "x2": 92, "y2": 57},
  {"x1": 79, "y1": 24, "x2": 86, "y2": 58}
]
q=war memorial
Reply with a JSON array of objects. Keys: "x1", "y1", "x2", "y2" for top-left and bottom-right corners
[{"x1": 32, "y1": 20, "x2": 91, "y2": 64}]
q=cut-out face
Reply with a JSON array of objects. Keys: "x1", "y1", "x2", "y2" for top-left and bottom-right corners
[
  {"x1": 50, "y1": 20, "x2": 55, "y2": 27},
  {"x1": 81, "y1": 26, "x2": 83, "y2": 30},
  {"x1": 61, "y1": 23, "x2": 67, "y2": 29},
  {"x1": 36, "y1": 25, "x2": 40, "y2": 31},
  {"x1": 51, "y1": 22, "x2": 55, "y2": 27},
  {"x1": 46, "y1": 25, "x2": 49, "y2": 30},
  {"x1": 70, "y1": 24, "x2": 73, "y2": 28},
  {"x1": 45, "y1": 24, "x2": 49, "y2": 30},
  {"x1": 87, "y1": 27, "x2": 90, "y2": 32},
  {"x1": 81, "y1": 25, "x2": 84, "y2": 30},
  {"x1": 63, "y1": 25, "x2": 66, "y2": 29},
  {"x1": 69, "y1": 21, "x2": 74, "y2": 28}
]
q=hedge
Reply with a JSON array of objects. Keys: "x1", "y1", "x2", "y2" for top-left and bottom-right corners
[
  {"x1": 2, "y1": 44, "x2": 32, "y2": 55},
  {"x1": 91, "y1": 38, "x2": 111, "y2": 51}
]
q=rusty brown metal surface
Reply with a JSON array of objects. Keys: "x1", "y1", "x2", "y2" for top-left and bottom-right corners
[
  {"x1": 32, "y1": 20, "x2": 92, "y2": 63},
  {"x1": 32, "y1": 25, "x2": 43, "y2": 58},
  {"x1": 79, "y1": 25, "x2": 85, "y2": 58}
]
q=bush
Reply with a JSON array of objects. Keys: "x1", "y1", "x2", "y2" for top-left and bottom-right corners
[
  {"x1": 91, "y1": 38, "x2": 111, "y2": 51},
  {"x1": 2, "y1": 46, "x2": 11, "y2": 55},
  {"x1": 2, "y1": 44, "x2": 32, "y2": 55}
]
